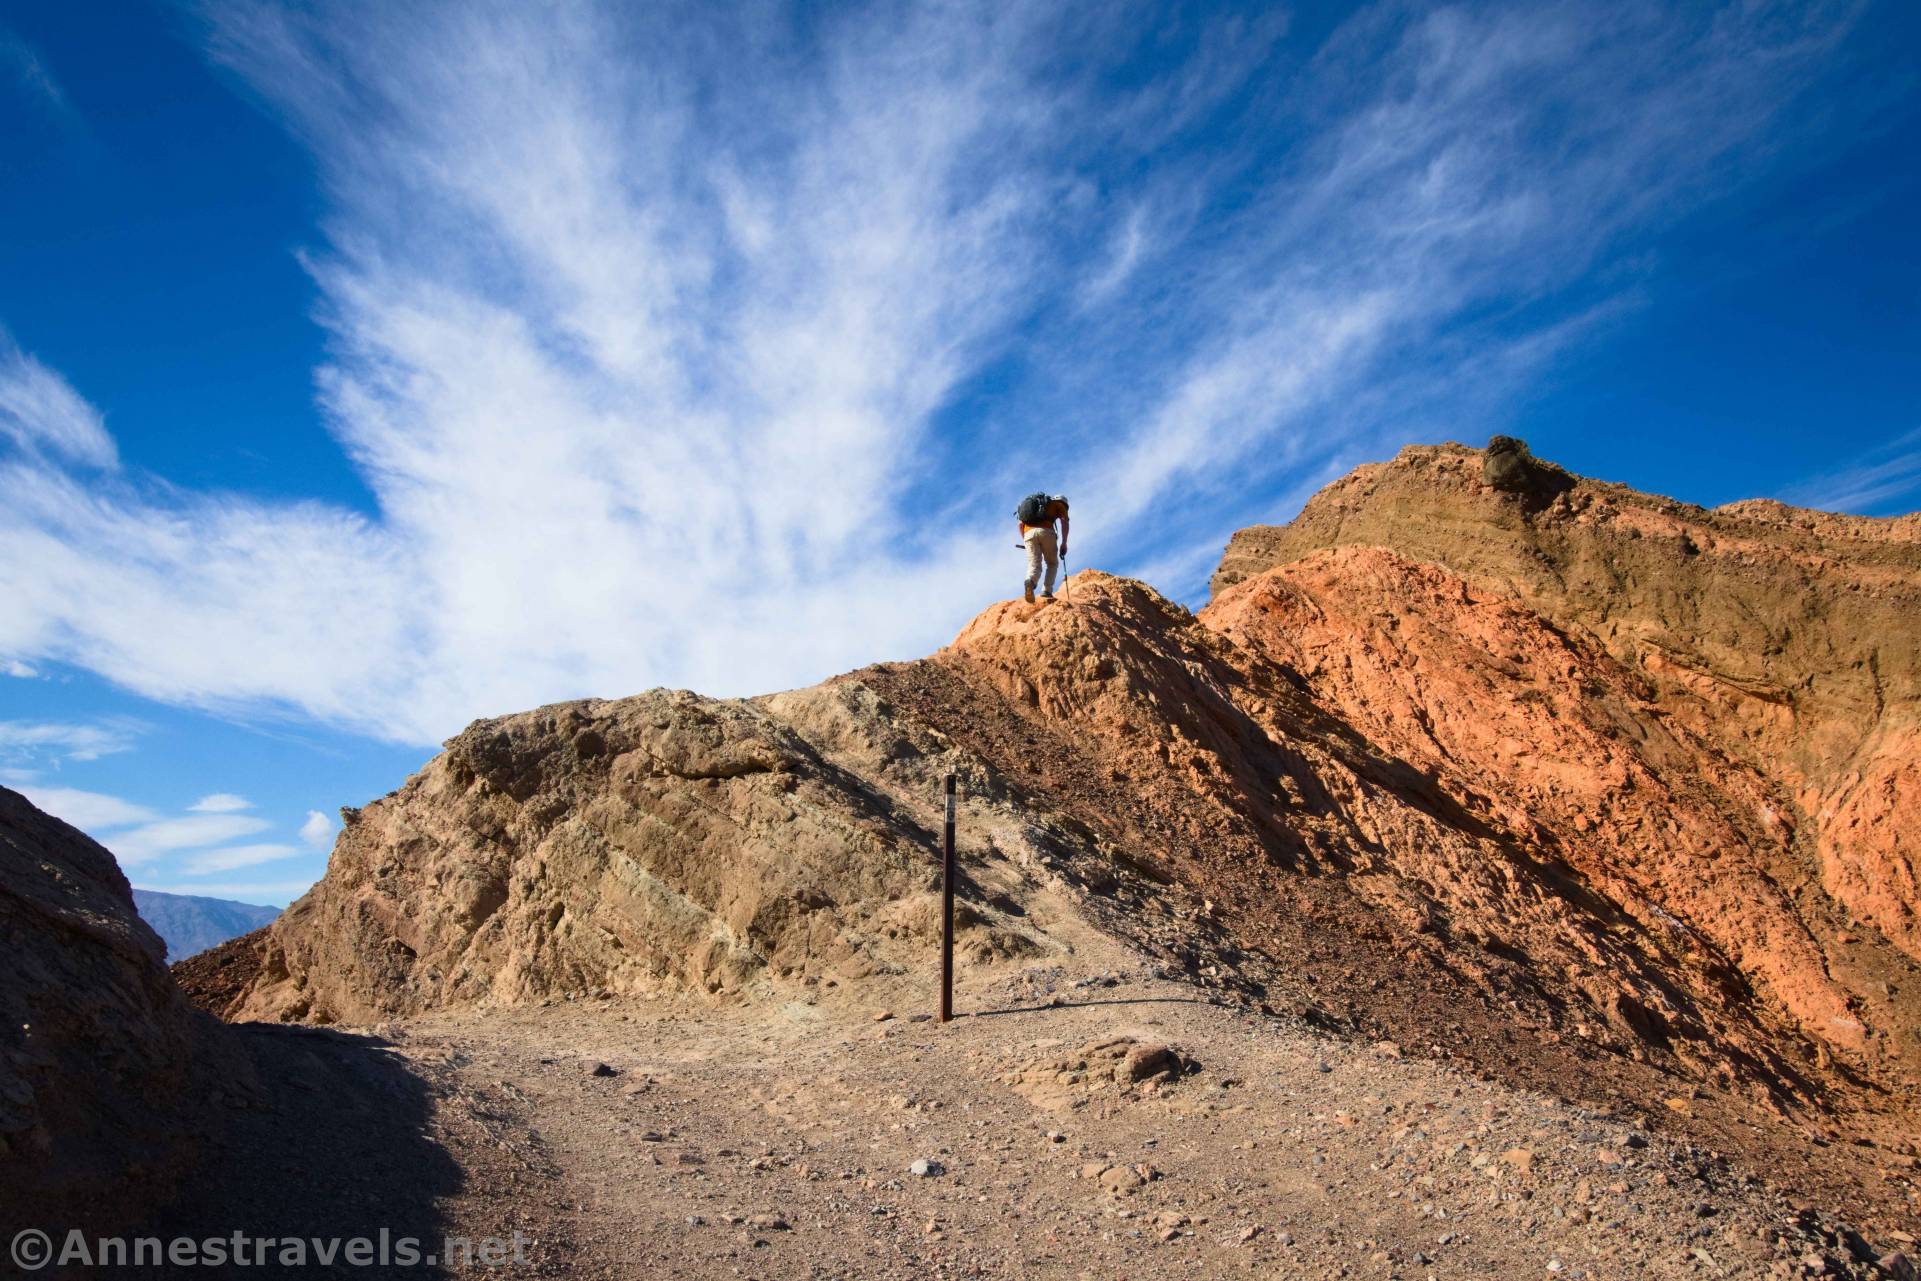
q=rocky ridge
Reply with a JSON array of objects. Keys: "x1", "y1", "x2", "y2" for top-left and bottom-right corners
[
  {"x1": 211, "y1": 443, "x2": 1919, "y2": 1231},
  {"x1": 1216, "y1": 441, "x2": 1921, "y2": 970},
  {"x1": 230, "y1": 683, "x2": 1078, "y2": 1025}
]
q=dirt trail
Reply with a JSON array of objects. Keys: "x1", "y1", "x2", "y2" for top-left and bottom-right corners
[{"x1": 179, "y1": 946, "x2": 1912, "y2": 1280}]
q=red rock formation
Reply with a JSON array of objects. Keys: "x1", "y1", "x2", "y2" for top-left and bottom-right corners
[
  {"x1": 889, "y1": 570, "x2": 1901, "y2": 1109},
  {"x1": 1204, "y1": 548, "x2": 1906, "y2": 1080},
  {"x1": 1215, "y1": 443, "x2": 1921, "y2": 969}
]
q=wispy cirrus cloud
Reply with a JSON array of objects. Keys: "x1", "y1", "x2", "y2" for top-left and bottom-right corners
[
  {"x1": 1779, "y1": 426, "x2": 1921, "y2": 514},
  {"x1": 11, "y1": 783, "x2": 158, "y2": 830},
  {"x1": 0, "y1": 718, "x2": 144, "y2": 763},
  {"x1": 11, "y1": 777, "x2": 320, "y2": 892},
  {"x1": 107, "y1": 812, "x2": 273, "y2": 866},
  {"x1": 180, "y1": 841, "x2": 301, "y2": 874},
  {"x1": 0, "y1": 27, "x2": 74, "y2": 122},
  {"x1": 0, "y1": 334, "x2": 115, "y2": 467},
  {"x1": 0, "y1": 0, "x2": 1876, "y2": 745}
]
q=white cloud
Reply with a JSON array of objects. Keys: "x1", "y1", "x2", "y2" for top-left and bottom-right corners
[
  {"x1": 13, "y1": 784, "x2": 158, "y2": 830},
  {"x1": 0, "y1": 0, "x2": 1872, "y2": 742},
  {"x1": 188, "y1": 792, "x2": 253, "y2": 813},
  {"x1": 0, "y1": 719, "x2": 143, "y2": 763},
  {"x1": 3, "y1": 659, "x2": 36, "y2": 678},
  {"x1": 1079, "y1": 202, "x2": 1152, "y2": 307},
  {"x1": 9, "y1": 781, "x2": 320, "y2": 882},
  {"x1": 0, "y1": 29, "x2": 73, "y2": 122},
  {"x1": 0, "y1": 334, "x2": 114, "y2": 467},
  {"x1": 298, "y1": 808, "x2": 334, "y2": 849},
  {"x1": 107, "y1": 813, "x2": 272, "y2": 867},
  {"x1": 1778, "y1": 427, "x2": 1921, "y2": 515},
  {"x1": 180, "y1": 842, "x2": 303, "y2": 874}
]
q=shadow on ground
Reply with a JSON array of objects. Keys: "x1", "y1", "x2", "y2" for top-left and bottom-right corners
[{"x1": 138, "y1": 1024, "x2": 464, "y2": 1278}]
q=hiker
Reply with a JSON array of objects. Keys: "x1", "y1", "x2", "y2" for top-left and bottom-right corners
[{"x1": 1015, "y1": 492, "x2": 1070, "y2": 603}]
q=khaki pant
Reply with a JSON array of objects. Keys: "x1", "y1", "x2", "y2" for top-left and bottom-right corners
[{"x1": 1024, "y1": 527, "x2": 1059, "y2": 595}]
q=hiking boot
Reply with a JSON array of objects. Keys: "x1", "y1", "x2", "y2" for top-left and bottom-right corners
[
  {"x1": 1023, "y1": 586, "x2": 1035, "y2": 604},
  {"x1": 1041, "y1": 590, "x2": 1055, "y2": 599}
]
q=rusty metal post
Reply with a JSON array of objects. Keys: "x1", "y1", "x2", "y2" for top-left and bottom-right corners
[{"x1": 940, "y1": 772, "x2": 956, "y2": 1022}]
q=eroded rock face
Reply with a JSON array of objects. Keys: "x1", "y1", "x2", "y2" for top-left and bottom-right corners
[
  {"x1": 1204, "y1": 548, "x2": 1914, "y2": 1084},
  {"x1": 235, "y1": 687, "x2": 1062, "y2": 1024},
  {"x1": 879, "y1": 571, "x2": 1907, "y2": 1109},
  {"x1": 0, "y1": 787, "x2": 246, "y2": 1237},
  {"x1": 1213, "y1": 441, "x2": 1921, "y2": 968}
]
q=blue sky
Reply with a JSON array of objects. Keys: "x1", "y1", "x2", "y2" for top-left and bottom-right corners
[{"x1": 2, "y1": 0, "x2": 1917, "y2": 907}]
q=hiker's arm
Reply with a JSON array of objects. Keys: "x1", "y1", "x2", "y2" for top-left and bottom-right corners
[{"x1": 1058, "y1": 513, "x2": 1069, "y2": 556}]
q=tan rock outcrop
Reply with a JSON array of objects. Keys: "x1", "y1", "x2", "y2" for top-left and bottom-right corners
[{"x1": 234, "y1": 686, "x2": 1064, "y2": 1025}]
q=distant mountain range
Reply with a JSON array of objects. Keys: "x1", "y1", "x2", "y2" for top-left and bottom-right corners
[{"x1": 131, "y1": 889, "x2": 280, "y2": 961}]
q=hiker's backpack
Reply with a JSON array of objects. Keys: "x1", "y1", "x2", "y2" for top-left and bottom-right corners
[{"x1": 1016, "y1": 492, "x2": 1054, "y2": 525}]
